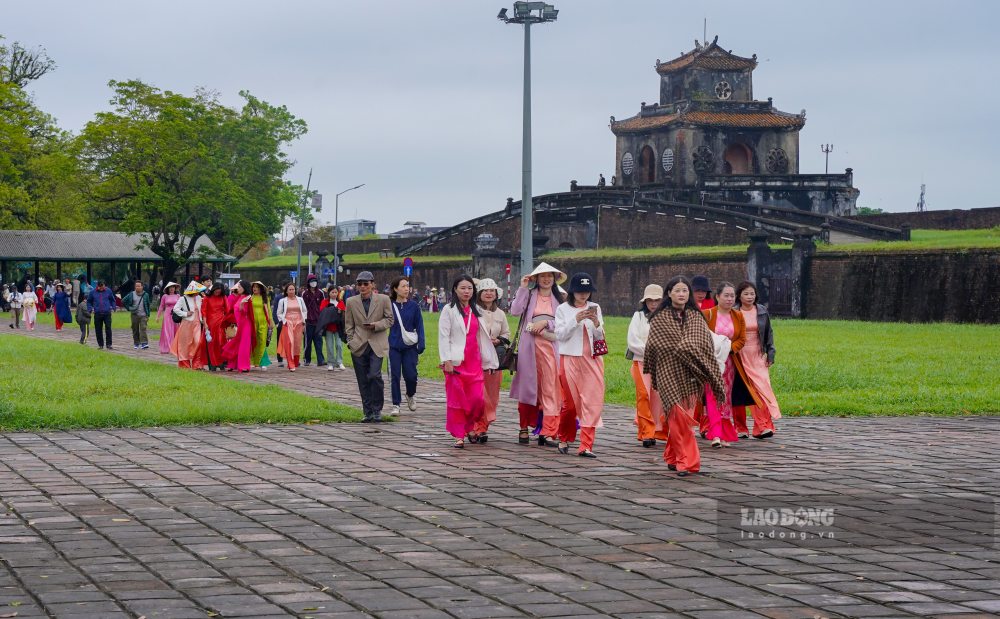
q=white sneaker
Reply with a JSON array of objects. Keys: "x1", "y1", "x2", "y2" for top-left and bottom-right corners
[
  {"x1": 327, "y1": 365, "x2": 334, "y2": 371},
  {"x1": 390, "y1": 405, "x2": 400, "y2": 416},
  {"x1": 406, "y1": 395, "x2": 416, "y2": 411},
  {"x1": 337, "y1": 363, "x2": 346, "y2": 371}
]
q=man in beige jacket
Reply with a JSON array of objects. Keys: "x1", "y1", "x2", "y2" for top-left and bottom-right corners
[{"x1": 344, "y1": 271, "x2": 394, "y2": 422}]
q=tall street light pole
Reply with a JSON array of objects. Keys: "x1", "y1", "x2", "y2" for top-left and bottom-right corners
[
  {"x1": 499, "y1": 2, "x2": 558, "y2": 277},
  {"x1": 295, "y1": 168, "x2": 313, "y2": 287},
  {"x1": 821, "y1": 144, "x2": 833, "y2": 174},
  {"x1": 333, "y1": 183, "x2": 365, "y2": 288}
]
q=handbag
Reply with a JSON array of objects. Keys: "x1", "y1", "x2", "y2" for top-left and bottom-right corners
[
  {"x1": 225, "y1": 324, "x2": 238, "y2": 339},
  {"x1": 171, "y1": 297, "x2": 187, "y2": 324},
  {"x1": 494, "y1": 336, "x2": 510, "y2": 364},
  {"x1": 501, "y1": 290, "x2": 532, "y2": 374},
  {"x1": 592, "y1": 338, "x2": 609, "y2": 357},
  {"x1": 392, "y1": 302, "x2": 419, "y2": 346}
]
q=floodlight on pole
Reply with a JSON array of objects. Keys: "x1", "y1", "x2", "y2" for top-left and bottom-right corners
[
  {"x1": 332, "y1": 183, "x2": 365, "y2": 288},
  {"x1": 498, "y1": 2, "x2": 558, "y2": 278}
]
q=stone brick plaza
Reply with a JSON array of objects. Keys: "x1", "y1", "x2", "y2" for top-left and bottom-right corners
[{"x1": 1, "y1": 329, "x2": 998, "y2": 618}]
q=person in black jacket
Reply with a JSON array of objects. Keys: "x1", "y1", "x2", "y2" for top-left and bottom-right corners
[
  {"x1": 735, "y1": 281, "x2": 780, "y2": 439},
  {"x1": 317, "y1": 287, "x2": 348, "y2": 371}
]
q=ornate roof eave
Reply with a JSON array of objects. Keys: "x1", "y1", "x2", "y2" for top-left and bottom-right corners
[
  {"x1": 655, "y1": 36, "x2": 758, "y2": 75},
  {"x1": 610, "y1": 107, "x2": 805, "y2": 136}
]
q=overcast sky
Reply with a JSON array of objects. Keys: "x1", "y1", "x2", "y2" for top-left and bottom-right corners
[{"x1": 5, "y1": 0, "x2": 998, "y2": 234}]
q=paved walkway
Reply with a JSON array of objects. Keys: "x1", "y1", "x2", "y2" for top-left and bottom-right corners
[{"x1": 1, "y1": 328, "x2": 999, "y2": 618}]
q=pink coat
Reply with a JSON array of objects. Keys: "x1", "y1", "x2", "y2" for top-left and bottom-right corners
[{"x1": 508, "y1": 286, "x2": 561, "y2": 406}]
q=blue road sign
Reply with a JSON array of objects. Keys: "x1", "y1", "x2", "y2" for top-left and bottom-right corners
[
  {"x1": 403, "y1": 265, "x2": 413, "y2": 277},
  {"x1": 289, "y1": 270, "x2": 298, "y2": 278}
]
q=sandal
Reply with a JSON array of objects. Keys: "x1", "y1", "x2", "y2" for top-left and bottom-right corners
[
  {"x1": 466, "y1": 432, "x2": 479, "y2": 444},
  {"x1": 557, "y1": 442, "x2": 569, "y2": 455},
  {"x1": 537, "y1": 435, "x2": 557, "y2": 447},
  {"x1": 518, "y1": 429, "x2": 530, "y2": 444},
  {"x1": 453, "y1": 439, "x2": 465, "y2": 449}
]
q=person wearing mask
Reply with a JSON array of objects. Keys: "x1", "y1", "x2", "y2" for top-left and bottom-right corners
[
  {"x1": 554, "y1": 273, "x2": 606, "y2": 458},
  {"x1": 301, "y1": 273, "x2": 326, "y2": 367},
  {"x1": 735, "y1": 281, "x2": 779, "y2": 438},
  {"x1": 388, "y1": 276, "x2": 425, "y2": 415},
  {"x1": 75, "y1": 292, "x2": 91, "y2": 344},
  {"x1": 52, "y1": 283, "x2": 72, "y2": 332},
  {"x1": 473, "y1": 278, "x2": 510, "y2": 443},
  {"x1": 6, "y1": 285, "x2": 23, "y2": 329},
  {"x1": 276, "y1": 282, "x2": 307, "y2": 372},
  {"x1": 317, "y1": 287, "x2": 347, "y2": 371},
  {"x1": 156, "y1": 282, "x2": 181, "y2": 354},
  {"x1": 122, "y1": 281, "x2": 152, "y2": 350},
  {"x1": 201, "y1": 283, "x2": 230, "y2": 369},
  {"x1": 703, "y1": 282, "x2": 762, "y2": 447},
  {"x1": 509, "y1": 262, "x2": 567, "y2": 446},
  {"x1": 170, "y1": 281, "x2": 207, "y2": 369},
  {"x1": 643, "y1": 276, "x2": 726, "y2": 476},
  {"x1": 344, "y1": 271, "x2": 394, "y2": 423},
  {"x1": 691, "y1": 275, "x2": 716, "y2": 310},
  {"x1": 87, "y1": 280, "x2": 117, "y2": 349},
  {"x1": 439, "y1": 275, "x2": 497, "y2": 448},
  {"x1": 627, "y1": 284, "x2": 667, "y2": 448},
  {"x1": 22, "y1": 284, "x2": 38, "y2": 331}
]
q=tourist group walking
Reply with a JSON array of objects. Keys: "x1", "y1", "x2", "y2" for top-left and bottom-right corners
[{"x1": 6, "y1": 263, "x2": 783, "y2": 476}]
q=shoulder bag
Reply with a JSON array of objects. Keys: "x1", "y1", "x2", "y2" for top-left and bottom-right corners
[
  {"x1": 500, "y1": 290, "x2": 531, "y2": 374},
  {"x1": 392, "y1": 302, "x2": 419, "y2": 346}
]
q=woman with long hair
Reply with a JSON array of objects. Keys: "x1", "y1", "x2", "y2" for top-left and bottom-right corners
[
  {"x1": 473, "y1": 278, "x2": 510, "y2": 443},
  {"x1": 248, "y1": 281, "x2": 273, "y2": 369},
  {"x1": 276, "y1": 282, "x2": 306, "y2": 371},
  {"x1": 509, "y1": 262, "x2": 566, "y2": 446},
  {"x1": 735, "y1": 281, "x2": 780, "y2": 438},
  {"x1": 223, "y1": 280, "x2": 252, "y2": 372},
  {"x1": 170, "y1": 281, "x2": 207, "y2": 369},
  {"x1": 627, "y1": 284, "x2": 667, "y2": 448},
  {"x1": 201, "y1": 283, "x2": 230, "y2": 371},
  {"x1": 21, "y1": 284, "x2": 37, "y2": 331},
  {"x1": 554, "y1": 273, "x2": 606, "y2": 458},
  {"x1": 318, "y1": 286, "x2": 347, "y2": 371},
  {"x1": 439, "y1": 275, "x2": 498, "y2": 448},
  {"x1": 388, "y1": 276, "x2": 425, "y2": 415},
  {"x1": 156, "y1": 282, "x2": 181, "y2": 354},
  {"x1": 703, "y1": 281, "x2": 762, "y2": 447},
  {"x1": 644, "y1": 276, "x2": 726, "y2": 476},
  {"x1": 52, "y1": 283, "x2": 72, "y2": 332}
]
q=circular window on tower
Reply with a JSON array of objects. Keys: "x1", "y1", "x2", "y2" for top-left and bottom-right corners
[
  {"x1": 661, "y1": 148, "x2": 674, "y2": 172},
  {"x1": 621, "y1": 152, "x2": 634, "y2": 176},
  {"x1": 715, "y1": 80, "x2": 733, "y2": 100}
]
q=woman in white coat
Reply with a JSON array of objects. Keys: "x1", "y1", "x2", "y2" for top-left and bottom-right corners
[
  {"x1": 439, "y1": 275, "x2": 499, "y2": 448},
  {"x1": 627, "y1": 284, "x2": 667, "y2": 448},
  {"x1": 276, "y1": 282, "x2": 308, "y2": 371},
  {"x1": 473, "y1": 278, "x2": 511, "y2": 443},
  {"x1": 553, "y1": 273, "x2": 606, "y2": 458}
]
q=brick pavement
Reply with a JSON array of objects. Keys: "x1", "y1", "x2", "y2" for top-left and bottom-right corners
[{"x1": 1, "y1": 327, "x2": 999, "y2": 618}]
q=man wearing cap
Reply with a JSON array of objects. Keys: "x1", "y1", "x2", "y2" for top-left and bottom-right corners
[
  {"x1": 87, "y1": 280, "x2": 117, "y2": 350},
  {"x1": 301, "y1": 273, "x2": 326, "y2": 367},
  {"x1": 344, "y1": 271, "x2": 394, "y2": 422}
]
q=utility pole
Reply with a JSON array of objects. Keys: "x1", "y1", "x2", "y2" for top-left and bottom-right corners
[
  {"x1": 294, "y1": 169, "x2": 313, "y2": 287},
  {"x1": 917, "y1": 184, "x2": 926, "y2": 212},
  {"x1": 821, "y1": 144, "x2": 833, "y2": 174}
]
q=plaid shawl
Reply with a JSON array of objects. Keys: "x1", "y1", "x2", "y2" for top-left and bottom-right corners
[{"x1": 643, "y1": 307, "x2": 727, "y2": 409}]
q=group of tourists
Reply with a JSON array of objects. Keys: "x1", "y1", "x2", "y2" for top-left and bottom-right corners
[
  {"x1": 7, "y1": 261, "x2": 782, "y2": 475},
  {"x1": 437, "y1": 262, "x2": 781, "y2": 476}
]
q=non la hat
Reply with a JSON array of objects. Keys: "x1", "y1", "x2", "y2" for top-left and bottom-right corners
[
  {"x1": 474, "y1": 278, "x2": 503, "y2": 299},
  {"x1": 164, "y1": 281, "x2": 180, "y2": 292},
  {"x1": 184, "y1": 281, "x2": 205, "y2": 295},
  {"x1": 527, "y1": 262, "x2": 567, "y2": 285},
  {"x1": 641, "y1": 284, "x2": 664, "y2": 302}
]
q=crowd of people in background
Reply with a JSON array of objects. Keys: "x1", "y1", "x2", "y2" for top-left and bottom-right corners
[{"x1": 4, "y1": 264, "x2": 782, "y2": 476}]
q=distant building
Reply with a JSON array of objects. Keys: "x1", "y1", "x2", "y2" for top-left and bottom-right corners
[
  {"x1": 336, "y1": 219, "x2": 376, "y2": 240},
  {"x1": 609, "y1": 36, "x2": 859, "y2": 216},
  {"x1": 387, "y1": 221, "x2": 449, "y2": 239}
]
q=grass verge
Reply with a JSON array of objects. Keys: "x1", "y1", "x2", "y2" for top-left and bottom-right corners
[{"x1": 0, "y1": 336, "x2": 361, "y2": 431}]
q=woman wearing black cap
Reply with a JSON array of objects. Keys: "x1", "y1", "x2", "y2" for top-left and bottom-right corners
[{"x1": 554, "y1": 272, "x2": 606, "y2": 458}]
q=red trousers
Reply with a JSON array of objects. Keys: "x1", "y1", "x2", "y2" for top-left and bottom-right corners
[
  {"x1": 663, "y1": 399, "x2": 700, "y2": 473},
  {"x1": 734, "y1": 405, "x2": 775, "y2": 436}
]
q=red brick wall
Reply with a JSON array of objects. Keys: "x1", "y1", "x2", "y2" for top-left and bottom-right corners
[{"x1": 851, "y1": 207, "x2": 1000, "y2": 230}]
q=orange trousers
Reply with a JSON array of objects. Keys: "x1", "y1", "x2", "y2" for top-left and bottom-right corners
[
  {"x1": 556, "y1": 371, "x2": 595, "y2": 452},
  {"x1": 663, "y1": 399, "x2": 700, "y2": 473},
  {"x1": 733, "y1": 405, "x2": 775, "y2": 437},
  {"x1": 631, "y1": 361, "x2": 667, "y2": 442}
]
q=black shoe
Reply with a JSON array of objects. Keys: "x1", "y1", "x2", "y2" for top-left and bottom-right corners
[
  {"x1": 642, "y1": 438, "x2": 656, "y2": 448},
  {"x1": 107, "y1": 346, "x2": 113, "y2": 350},
  {"x1": 700, "y1": 432, "x2": 707, "y2": 440},
  {"x1": 479, "y1": 434, "x2": 488, "y2": 444},
  {"x1": 98, "y1": 346, "x2": 104, "y2": 350},
  {"x1": 756, "y1": 430, "x2": 774, "y2": 439},
  {"x1": 518, "y1": 430, "x2": 530, "y2": 444},
  {"x1": 538, "y1": 435, "x2": 557, "y2": 447},
  {"x1": 361, "y1": 417, "x2": 373, "y2": 423},
  {"x1": 667, "y1": 464, "x2": 677, "y2": 471},
  {"x1": 373, "y1": 415, "x2": 382, "y2": 423},
  {"x1": 557, "y1": 444, "x2": 569, "y2": 455},
  {"x1": 466, "y1": 432, "x2": 479, "y2": 444},
  {"x1": 677, "y1": 470, "x2": 689, "y2": 477},
  {"x1": 578, "y1": 450, "x2": 597, "y2": 459}
]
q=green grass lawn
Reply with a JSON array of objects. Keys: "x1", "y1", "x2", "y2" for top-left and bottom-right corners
[
  {"x1": 405, "y1": 313, "x2": 998, "y2": 416},
  {"x1": 32, "y1": 310, "x2": 164, "y2": 338},
  {"x1": 0, "y1": 336, "x2": 361, "y2": 431}
]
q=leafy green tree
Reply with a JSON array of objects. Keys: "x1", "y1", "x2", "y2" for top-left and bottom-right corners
[{"x1": 76, "y1": 80, "x2": 307, "y2": 279}]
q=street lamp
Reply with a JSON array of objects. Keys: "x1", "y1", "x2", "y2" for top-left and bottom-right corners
[
  {"x1": 498, "y1": 1, "x2": 558, "y2": 278},
  {"x1": 295, "y1": 168, "x2": 314, "y2": 287},
  {"x1": 333, "y1": 183, "x2": 365, "y2": 287}
]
